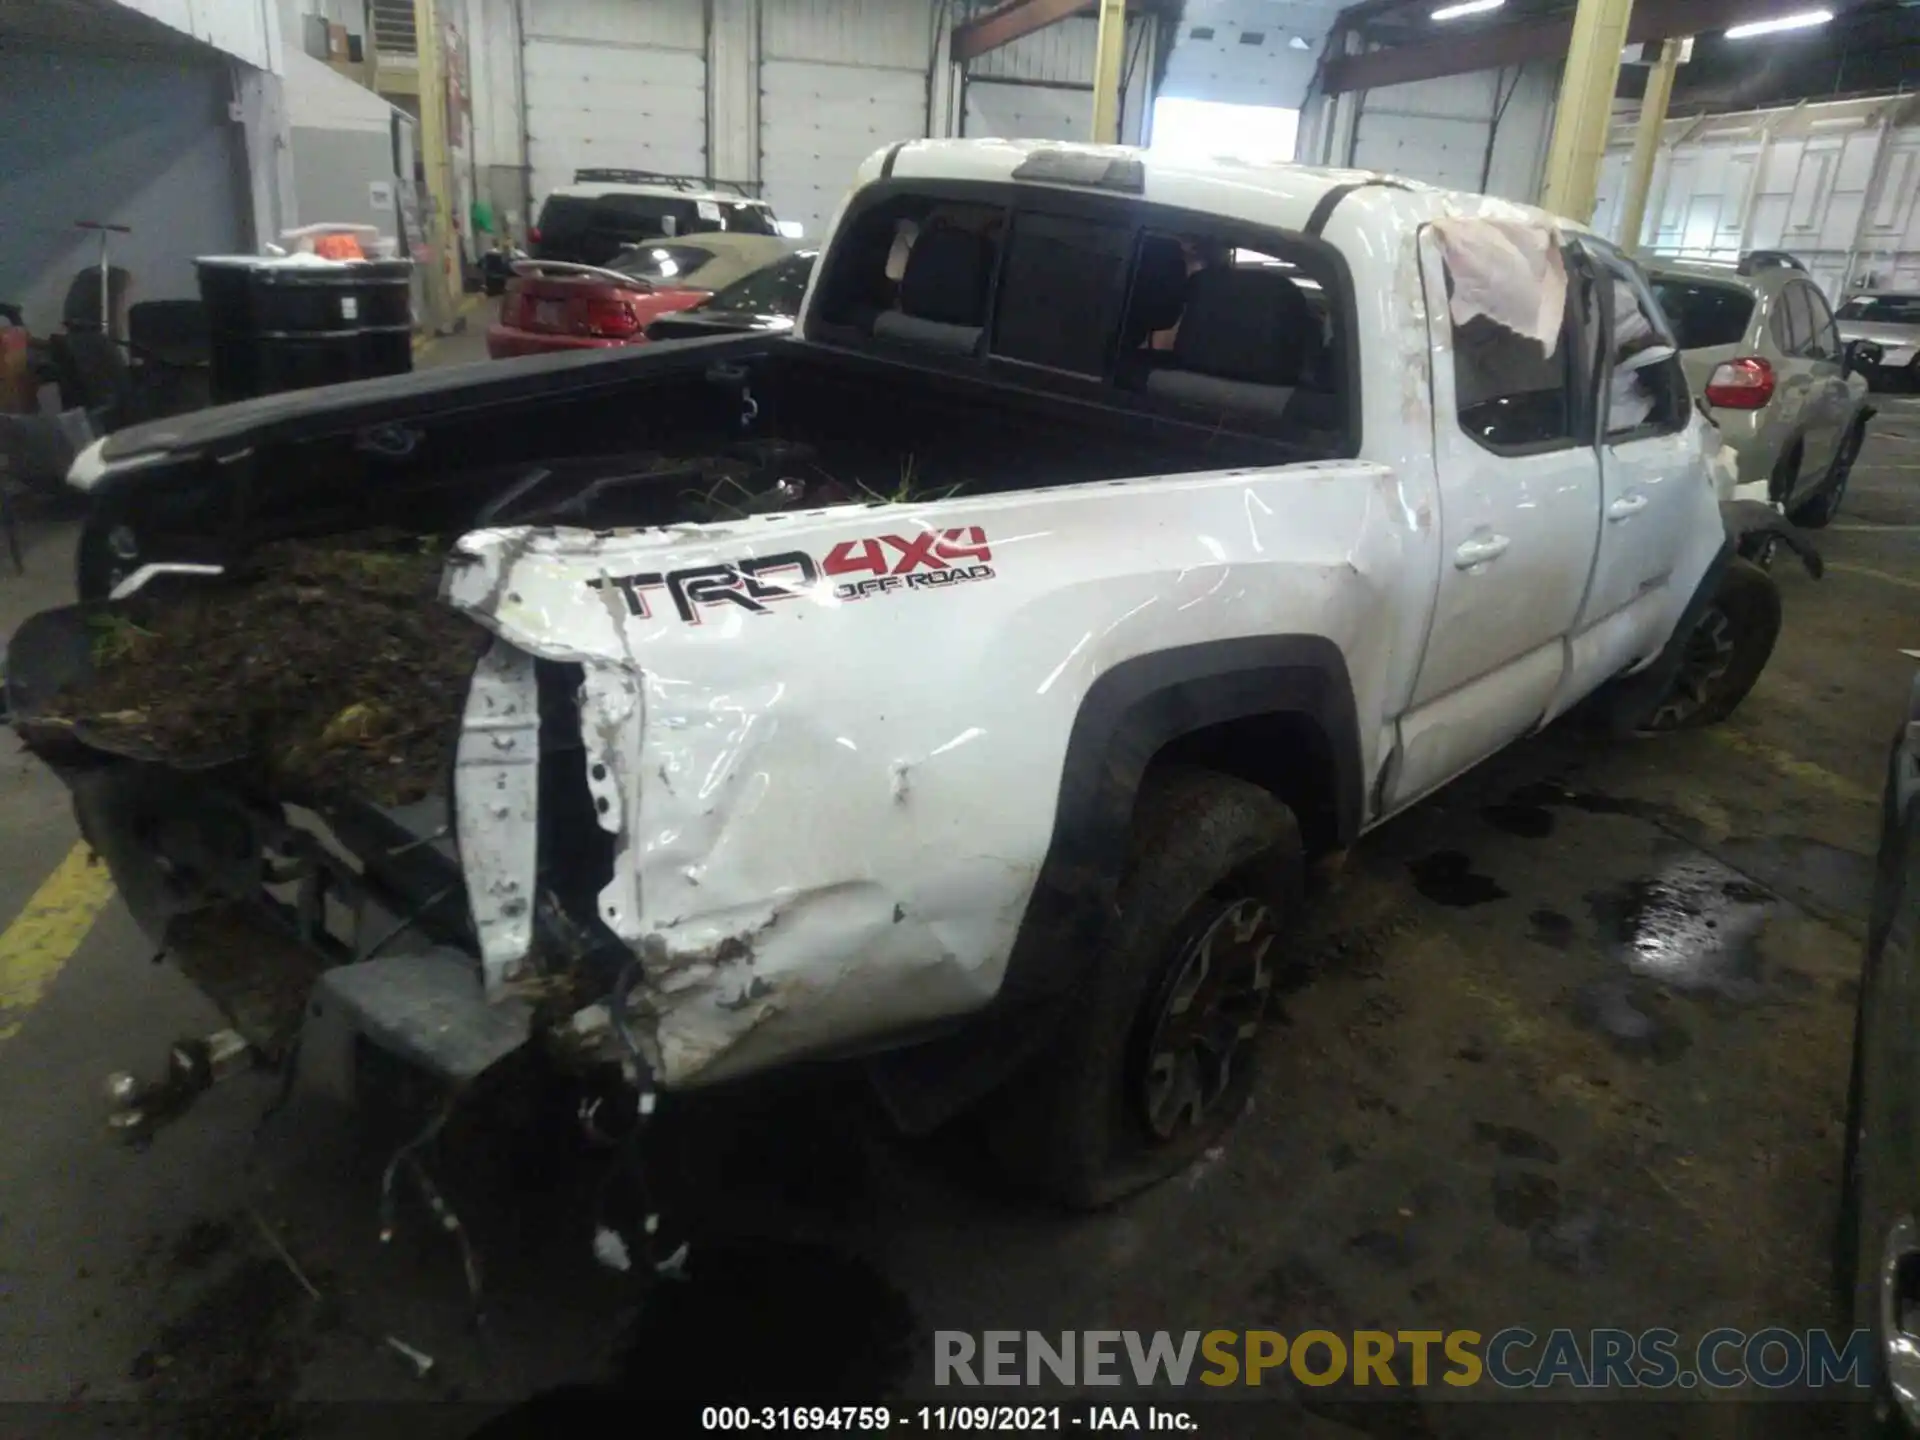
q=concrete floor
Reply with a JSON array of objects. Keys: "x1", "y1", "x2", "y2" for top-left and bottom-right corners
[{"x1": 0, "y1": 382, "x2": 1915, "y2": 1438}]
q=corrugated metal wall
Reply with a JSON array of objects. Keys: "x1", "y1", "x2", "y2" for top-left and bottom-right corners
[
  {"x1": 1592, "y1": 96, "x2": 1920, "y2": 299},
  {"x1": 523, "y1": 0, "x2": 707, "y2": 202},
  {"x1": 962, "y1": 15, "x2": 1152, "y2": 147},
  {"x1": 760, "y1": 0, "x2": 935, "y2": 238}
]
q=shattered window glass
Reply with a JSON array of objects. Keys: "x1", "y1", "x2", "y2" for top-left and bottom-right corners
[
  {"x1": 1435, "y1": 218, "x2": 1577, "y2": 452},
  {"x1": 1591, "y1": 253, "x2": 1687, "y2": 439}
]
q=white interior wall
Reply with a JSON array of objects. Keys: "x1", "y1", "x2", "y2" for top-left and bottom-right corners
[
  {"x1": 1592, "y1": 96, "x2": 1920, "y2": 299},
  {"x1": 0, "y1": 43, "x2": 255, "y2": 332}
]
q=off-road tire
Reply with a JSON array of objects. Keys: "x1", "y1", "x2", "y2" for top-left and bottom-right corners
[
  {"x1": 1792, "y1": 422, "x2": 1865, "y2": 530},
  {"x1": 1639, "y1": 557, "x2": 1782, "y2": 732},
  {"x1": 987, "y1": 767, "x2": 1302, "y2": 1209}
]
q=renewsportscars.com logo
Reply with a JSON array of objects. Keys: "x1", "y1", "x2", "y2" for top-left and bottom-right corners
[{"x1": 934, "y1": 1328, "x2": 1878, "y2": 1393}]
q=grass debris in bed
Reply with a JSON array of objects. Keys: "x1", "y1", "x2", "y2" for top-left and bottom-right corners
[{"x1": 51, "y1": 537, "x2": 490, "y2": 807}]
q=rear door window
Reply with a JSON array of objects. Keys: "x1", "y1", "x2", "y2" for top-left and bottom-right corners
[
  {"x1": 1799, "y1": 283, "x2": 1840, "y2": 361},
  {"x1": 1771, "y1": 285, "x2": 1811, "y2": 356},
  {"x1": 1648, "y1": 280, "x2": 1753, "y2": 350}
]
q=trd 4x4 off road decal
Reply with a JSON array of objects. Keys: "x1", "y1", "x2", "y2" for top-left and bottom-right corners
[
  {"x1": 823, "y1": 526, "x2": 994, "y2": 602},
  {"x1": 586, "y1": 527, "x2": 995, "y2": 622}
]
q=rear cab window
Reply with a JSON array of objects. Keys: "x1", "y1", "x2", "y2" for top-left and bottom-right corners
[
  {"x1": 808, "y1": 180, "x2": 1357, "y2": 456},
  {"x1": 1648, "y1": 279, "x2": 1754, "y2": 349}
]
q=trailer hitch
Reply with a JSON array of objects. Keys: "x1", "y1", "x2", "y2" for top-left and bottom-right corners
[{"x1": 103, "y1": 1027, "x2": 255, "y2": 1143}]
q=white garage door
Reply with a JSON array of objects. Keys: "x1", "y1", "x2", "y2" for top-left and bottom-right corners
[
  {"x1": 523, "y1": 0, "x2": 707, "y2": 206},
  {"x1": 757, "y1": 0, "x2": 934, "y2": 241},
  {"x1": 963, "y1": 81, "x2": 1093, "y2": 142},
  {"x1": 758, "y1": 63, "x2": 924, "y2": 240}
]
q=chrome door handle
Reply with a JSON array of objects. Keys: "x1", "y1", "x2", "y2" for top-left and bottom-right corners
[
  {"x1": 1880, "y1": 1215, "x2": 1920, "y2": 1427},
  {"x1": 1608, "y1": 494, "x2": 1650, "y2": 522},
  {"x1": 1453, "y1": 534, "x2": 1511, "y2": 569}
]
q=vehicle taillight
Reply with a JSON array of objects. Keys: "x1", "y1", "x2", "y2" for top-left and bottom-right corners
[
  {"x1": 1703, "y1": 356, "x2": 1775, "y2": 409},
  {"x1": 585, "y1": 298, "x2": 641, "y2": 338},
  {"x1": 528, "y1": 226, "x2": 541, "y2": 245},
  {"x1": 500, "y1": 291, "x2": 523, "y2": 328}
]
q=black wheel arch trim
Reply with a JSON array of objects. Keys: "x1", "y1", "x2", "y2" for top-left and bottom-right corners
[
  {"x1": 865, "y1": 634, "x2": 1361, "y2": 1135},
  {"x1": 1004, "y1": 633, "x2": 1361, "y2": 1005},
  {"x1": 1590, "y1": 536, "x2": 1737, "y2": 734}
]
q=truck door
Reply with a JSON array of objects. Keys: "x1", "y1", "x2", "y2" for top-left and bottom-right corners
[
  {"x1": 1385, "y1": 220, "x2": 1601, "y2": 813},
  {"x1": 1555, "y1": 240, "x2": 1702, "y2": 713}
]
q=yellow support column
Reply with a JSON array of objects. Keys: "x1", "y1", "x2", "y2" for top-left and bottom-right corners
[
  {"x1": 1539, "y1": 0, "x2": 1636, "y2": 224},
  {"x1": 413, "y1": 0, "x2": 459, "y2": 334},
  {"x1": 1616, "y1": 37, "x2": 1681, "y2": 254},
  {"x1": 1091, "y1": 0, "x2": 1127, "y2": 145}
]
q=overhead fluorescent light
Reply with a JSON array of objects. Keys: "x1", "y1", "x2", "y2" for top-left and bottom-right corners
[
  {"x1": 1725, "y1": 9, "x2": 1833, "y2": 38},
  {"x1": 1432, "y1": 0, "x2": 1505, "y2": 19}
]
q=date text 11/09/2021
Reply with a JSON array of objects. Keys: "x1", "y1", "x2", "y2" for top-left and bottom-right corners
[{"x1": 701, "y1": 1407, "x2": 1194, "y2": 1432}]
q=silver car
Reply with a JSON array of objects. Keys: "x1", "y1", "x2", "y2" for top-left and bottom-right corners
[
  {"x1": 1647, "y1": 261, "x2": 1877, "y2": 528},
  {"x1": 1837, "y1": 291, "x2": 1920, "y2": 392}
]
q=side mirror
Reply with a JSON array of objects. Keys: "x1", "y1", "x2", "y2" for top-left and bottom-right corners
[{"x1": 1844, "y1": 338, "x2": 1883, "y2": 377}]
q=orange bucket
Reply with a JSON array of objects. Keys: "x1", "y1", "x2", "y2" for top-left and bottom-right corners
[{"x1": 313, "y1": 233, "x2": 366, "y2": 261}]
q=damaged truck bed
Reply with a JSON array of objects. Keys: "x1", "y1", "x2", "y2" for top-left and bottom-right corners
[{"x1": 8, "y1": 140, "x2": 1778, "y2": 1217}]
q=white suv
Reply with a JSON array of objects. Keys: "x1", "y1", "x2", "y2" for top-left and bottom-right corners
[{"x1": 529, "y1": 169, "x2": 787, "y2": 267}]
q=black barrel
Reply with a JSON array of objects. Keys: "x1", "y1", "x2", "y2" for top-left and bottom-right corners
[{"x1": 197, "y1": 255, "x2": 415, "y2": 403}]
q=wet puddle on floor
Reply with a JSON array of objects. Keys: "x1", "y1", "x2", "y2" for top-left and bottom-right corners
[
  {"x1": 1406, "y1": 851, "x2": 1509, "y2": 907},
  {"x1": 1587, "y1": 852, "x2": 1775, "y2": 1000},
  {"x1": 1481, "y1": 780, "x2": 1661, "y2": 841}
]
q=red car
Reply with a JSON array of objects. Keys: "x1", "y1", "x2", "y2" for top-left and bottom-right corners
[{"x1": 487, "y1": 232, "x2": 798, "y2": 359}]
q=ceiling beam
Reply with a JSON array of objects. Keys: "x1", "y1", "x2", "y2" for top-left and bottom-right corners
[
  {"x1": 952, "y1": 0, "x2": 1094, "y2": 63},
  {"x1": 1323, "y1": 0, "x2": 1866, "y2": 95}
]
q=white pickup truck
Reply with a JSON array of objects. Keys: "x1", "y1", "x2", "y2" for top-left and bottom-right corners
[{"x1": 9, "y1": 142, "x2": 1785, "y2": 1214}]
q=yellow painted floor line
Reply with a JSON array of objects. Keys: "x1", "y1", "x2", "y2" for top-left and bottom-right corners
[
  {"x1": 1827, "y1": 562, "x2": 1920, "y2": 594},
  {"x1": 1705, "y1": 728, "x2": 1880, "y2": 808},
  {"x1": 0, "y1": 844, "x2": 115, "y2": 1041}
]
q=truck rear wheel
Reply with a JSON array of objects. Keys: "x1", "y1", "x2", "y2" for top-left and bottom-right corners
[
  {"x1": 988, "y1": 768, "x2": 1302, "y2": 1209},
  {"x1": 1639, "y1": 557, "x2": 1781, "y2": 732}
]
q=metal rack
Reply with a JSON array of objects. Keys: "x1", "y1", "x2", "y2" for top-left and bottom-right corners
[{"x1": 570, "y1": 169, "x2": 764, "y2": 199}]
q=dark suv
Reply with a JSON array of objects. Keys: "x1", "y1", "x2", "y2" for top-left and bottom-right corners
[{"x1": 529, "y1": 171, "x2": 783, "y2": 267}]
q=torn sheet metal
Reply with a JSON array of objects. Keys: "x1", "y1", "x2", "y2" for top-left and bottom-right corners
[
  {"x1": 439, "y1": 456, "x2": 1424, "y2": 1087},
  {"x1": 1430, "y1": 216, "x2": 1567, "y2": 353},
  {"x1": 1722, "y1": 498, "x2": 1823, "y2": 579},
  {"x1": 454, "y1": 639, "x2": 540, "y2": 995}
]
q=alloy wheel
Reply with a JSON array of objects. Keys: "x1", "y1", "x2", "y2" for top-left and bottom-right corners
[{"x1": 1136, "y1": 896, "x2": 1278, "y2": 1142}]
